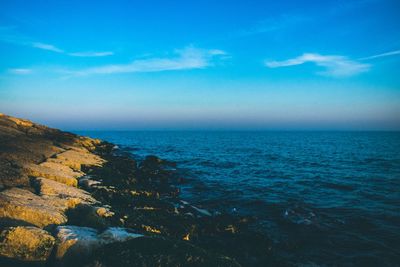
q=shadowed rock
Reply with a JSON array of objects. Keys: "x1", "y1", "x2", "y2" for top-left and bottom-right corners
[{"x1": 85, "y1": 237, "x2": 241, "y2": 267}]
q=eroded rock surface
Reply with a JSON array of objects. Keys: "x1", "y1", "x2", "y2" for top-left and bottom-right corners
[
  {"x1": 0, "y1": 188, "x2": 68, "y2": 228},
  {"x1": 0, "y1": 226, "x2": 55, "y2": 262},
  {"x1": 33, "y1": 177, "x2": 97, "y2": 206},
  {"x1": 25, "y1": 163, "x2": 79, "y2": 187},
  {"x1": 54, "y1": 149, "x2": 105, "y2": 171}
]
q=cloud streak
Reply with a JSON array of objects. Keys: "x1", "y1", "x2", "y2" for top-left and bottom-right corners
[
  {"x1": 32, "y1": 42, "x2": 64, "y2": 53},
  {"x1": 68, "y1": 51, "x2": 114, "y2": 57},
  {"x1": 0, "y1": 27, "x2": 113, "y2": 57},
  {"x1": 359, "y1": 49, "x2": 400, "y2": 60},
  {"x1": 8, "y1": 68, "x2": 32, "y2": 75},
  {"x1": 265, "y1": 53, "x2": 370, "y2": 77},
  {"x1": 67, "y1": 47, "x2": 226, "y2": 76}
]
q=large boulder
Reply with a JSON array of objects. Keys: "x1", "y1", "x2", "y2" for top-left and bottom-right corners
[
  {"x1": 0, "y1": 226, "x2": 55, "y2": 262},
  {"x1": 33, "y1": 177, "x2": 98, "y2": 206},
  {"x1": 52, "y1": 149, "x2": 105, "y2": 171},
  {"x1": 40, "y1": 161, "x2": 83, "y2": 178},
  {"x1": 25, "y1": 163, "x2": 78, "y2": 187},
  {"x1": 55, "y1": 226, "x2": 142, "y2": 262},
  {"x1": 0, "y1": 188, "x2": 67, "y2": 227}
]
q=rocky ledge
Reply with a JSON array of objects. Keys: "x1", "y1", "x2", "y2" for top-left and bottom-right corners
[{"x1": 0, "y1": 113, "x2": 278, "y2": 267}]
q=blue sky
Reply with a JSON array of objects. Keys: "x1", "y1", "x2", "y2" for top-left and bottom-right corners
[{"x1": 0, "y1": 0, "x2": 399, "y2": 130}]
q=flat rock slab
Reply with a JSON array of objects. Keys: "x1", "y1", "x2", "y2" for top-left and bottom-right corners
[
  {"x1": 40, "y1": 161, "x2": 84, "y2": 178},
  {"x1": 0, "y1": 188, "x2": 67, "y2": 228},
  {"x1": 0, "y1": 226, "x2": 55, "y2": 262},
  {"x1": 51, "y1": 149, "x2": 105, "y2": 171},
  {"x1": 25, "y1": 163, "x2": 78, "y2": 187},
  {"x1": 55, "y1": 226, "x2": 142, "y2": 260},
  {"x1": 33, "y1": 177, "x2": 98, "y2": 206}
]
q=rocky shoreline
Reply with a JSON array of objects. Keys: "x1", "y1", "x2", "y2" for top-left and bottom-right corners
[{"x1": 0, "y1": 114, "x2": 279, "y2": 267}]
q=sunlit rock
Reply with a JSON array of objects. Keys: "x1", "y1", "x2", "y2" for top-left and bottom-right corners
[
  {"x1": 25, "y1": 163, "x2": 78, "y2": 187},
  {"x1": 33, "y1": 177, "x2": 98, "y2": 206},
  {"x1": 0, "y1": 188, "x2": 67, "y2": 227},
  {"x1": 0, "y1": 226, "x2": 55, "y2": 262},
  {"x1": 54, "y1": 149, "x2": 105, "y2": 171}
]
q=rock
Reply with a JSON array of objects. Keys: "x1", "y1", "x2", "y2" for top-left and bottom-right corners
[
  {"x1": 33, "y1": 177, "x2": 97, "y2": 206},
  {"x1": 79, "y1": 177, "x2": 101, "y2": 190},
  {"x1": 190, "y1": 205, "x2": 212, "y2": 217},
  {"x1": 55, "y1": 226, "x2": 99, "y2": 260},
  {"x1": 55, "y1": 226, "x2": 142, "y2": 262},
  {"x1": 0, "y1": 188, "x2": 67, "y2": 227},
  {"x1": 98, "y1": 227, "x2": 142, "y2": 242},
  {"x1": 25, "y1": 163, "x2": 78, "y2": 187},
  {"x1": 65, "y1": 205, "x2": 109, "y2": 229},
  {"x1": 0, "y1": 226, "x2": 55, "y2": 262},
  {"x1": 5, "y1": 116, "x2": 34, "y2": 128},
  {"x1": 85, "y1": 237, "x2": 241, "y2": 267},
  {"x1": 54, "y1": 149, "x2": 105, "y2": 171},
  {"x1": 95, "y1": 207, "x2": 114, "y2": 218},
  {"x1": 40, "y1": 161, "x2": 84, "y2": 178}
]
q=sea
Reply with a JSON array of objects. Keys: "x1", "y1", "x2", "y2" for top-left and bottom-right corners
[{"x1": 76, "y1": 131, "x2": 400, "y2": 266}]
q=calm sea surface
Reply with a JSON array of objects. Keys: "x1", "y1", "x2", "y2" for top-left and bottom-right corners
[{"x1": 76, "y1": 131, "x2": 400, "y2": 266}]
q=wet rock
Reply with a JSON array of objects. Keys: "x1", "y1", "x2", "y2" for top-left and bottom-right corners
[
  {"x1": 85, "y1": 236, "x2": 241, "y2": 267},
  {"x1": 95, "y1": 207, "x2": 114, "y2": 218},
  {"x1": 79, "y1": 176, "x2": 101, "y2": 190},
  {"x1": 99, "y1": 227, "x2": 143, "y2": 242},
  {"x1": 89, "y1": 156, "x2": 137, "y2": 189},
  {"x1": 66, "y1": 205, "x2": 110, "y2": 229},
  {"x1": 25, "y1": 163, "x2": 78, "y2": 187},
  {"x1": 0, "y1": 226, "x2": 55, "y2": 262},
  {"x1": 0, "y1": 188, "x2": 68, "y2": 228}
]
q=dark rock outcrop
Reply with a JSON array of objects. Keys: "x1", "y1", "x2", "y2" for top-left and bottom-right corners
[{"x1": 0, "y1": 113, "x2": 277, "y2": 266}]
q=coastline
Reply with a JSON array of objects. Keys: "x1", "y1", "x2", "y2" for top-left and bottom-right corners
[{"x1": 0, "y1": 114, "x2": 277, "y2": 267}]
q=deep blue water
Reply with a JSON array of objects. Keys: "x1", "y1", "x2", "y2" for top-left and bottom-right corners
[{"x1": 76, "y1": 131, "x2": 400, "y2": 266}]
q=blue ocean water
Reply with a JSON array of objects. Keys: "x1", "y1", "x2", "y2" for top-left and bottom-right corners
[{"x1": 77, "y1": 131, "x2": 400, "y2": 266}]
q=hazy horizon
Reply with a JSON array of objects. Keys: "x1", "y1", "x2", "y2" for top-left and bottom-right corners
[{"x1": 1, "y1": 0, "x2": 400, "y2": 130}]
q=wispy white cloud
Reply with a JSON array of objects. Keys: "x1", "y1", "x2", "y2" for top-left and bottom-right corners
[
  {"x1": 0, "y1": 27, "x2": 113, "y2": 57},
  {"x1": 67, "y1": 47, "x2": 227, "y2": 76},
  {"x1": 359, "y1": 50, "x2": 400, "y2": 60},
  {"x1": 68, "y1": 51, "x2": 114, "y2": 57},
  {"x1": 32, "y1": 42, "x2": 64, "y2": 53},
  {"x1": 265, "y1": 53, "x2": 370, "y2": 77},
  {"x1": 8, "y1": 68, "x2": 32, "y2": 74}
]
